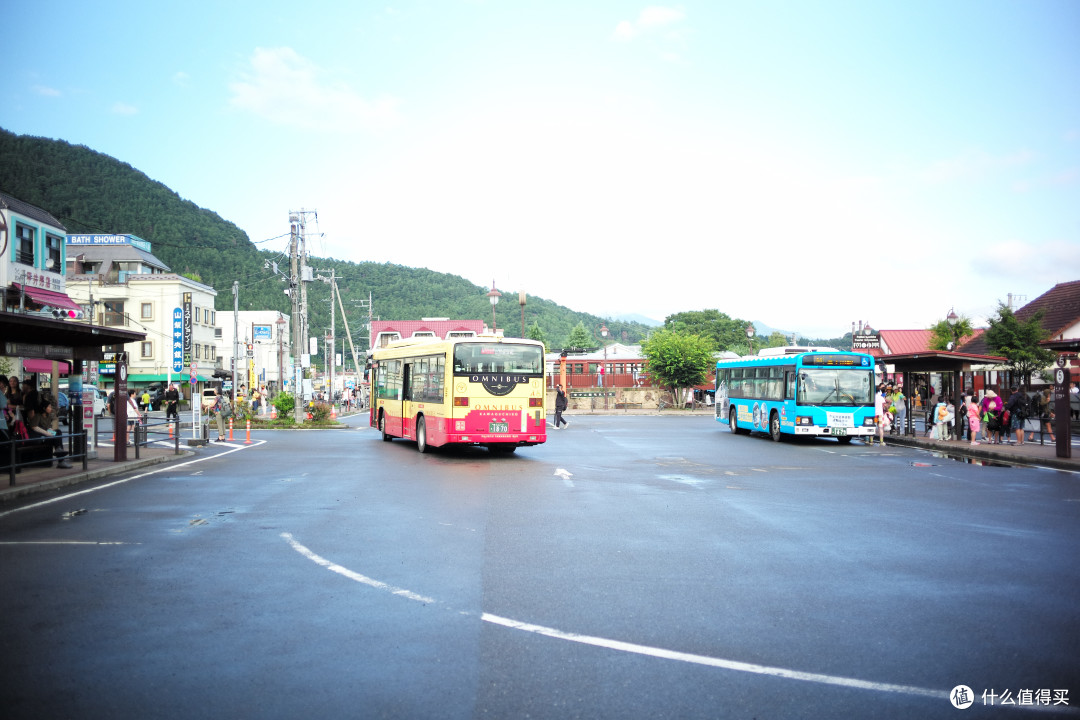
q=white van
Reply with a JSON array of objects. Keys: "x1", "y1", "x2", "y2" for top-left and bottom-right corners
[{"x1": 60, "y1": 384, "x2": 107, "y2": 416}]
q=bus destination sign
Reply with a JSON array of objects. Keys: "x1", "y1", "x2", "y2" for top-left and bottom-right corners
[{"x1": 802, "y1": 354, "x2": 871, "y2": 367}]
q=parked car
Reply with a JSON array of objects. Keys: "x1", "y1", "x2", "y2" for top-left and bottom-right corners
[
  {"x1": 147, "y1": 385, "x2": 166, "y2": 411},
  {"x1": 57, "y1": 385, "x2": 108, "y2": 418}
]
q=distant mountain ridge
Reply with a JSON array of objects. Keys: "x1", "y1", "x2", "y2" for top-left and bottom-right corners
[{"x1": 0, "y1": 128, "x2": 653, "y2": 348}]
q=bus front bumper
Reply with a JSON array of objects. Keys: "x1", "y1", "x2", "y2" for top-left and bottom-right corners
[{"x1": 794, "y1": 426, "x2": 875, "y2": 438}]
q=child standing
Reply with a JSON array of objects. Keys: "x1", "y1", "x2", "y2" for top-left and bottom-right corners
[{"x1": 965, "y1": 395, "x2": 981, "y2": 446}]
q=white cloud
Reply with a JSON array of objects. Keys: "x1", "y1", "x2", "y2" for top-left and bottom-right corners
[
  {"x1": 228, "y1": 47, "x2": 400, "y2": 132},
  {"x1": 612, "y1": 5, "x2": 686, "y2": 42},
  {"x1": 112, "y1": 102, "x2": 138, "y2": 115},
  {"x1": 32, "y1": 84, "x2": 61, "y2": 97},
  {"x1": 173, "y1": 71, "x2": 191, "y2": 87}
]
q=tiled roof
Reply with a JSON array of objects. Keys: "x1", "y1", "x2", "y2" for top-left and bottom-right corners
[
  {"x1": 880, "y1": 330, "x2": 933, "y2": 355},
  {"x1": 960, "y1": 281, "x2": 1080, "y2": 354},
  {"x1": 0, "y1": 190, "x2": 66, "y2": 231},
  {"x1": 372, "y1": 320, "x2": 486, "y2": 338}
]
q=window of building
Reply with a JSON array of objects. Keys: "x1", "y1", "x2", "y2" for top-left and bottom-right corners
[
  {"x1": 102, "y1": 301, "x2": 125, "y2": 326},
  {"x1": 141, "y1": 302, "x2": 153, "y2": 320},
  {"x1": 141, "y1": 341, "x2": 153, "y2": 358},
  {"x1": 45, "y1": 233, "x2": 63, "y2": 271},
  {"x1": 195, "y1": 345, "x2": 201, "y2": 360},
  {"x1": 15, "y1": 223, "x2": 35, "y2": 265},
  {"x1": 195, "y1": 307, "x2": 201, "y2": 323}
]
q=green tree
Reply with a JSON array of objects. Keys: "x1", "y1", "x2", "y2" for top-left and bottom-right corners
[
  {"x1": 765, "y1": 331, "x2": 788, "y2": 349},
  {"x1": 983, "y1": 304, "x2": 1055, "y2": 386},
  {"x1": 566, "y1": 321, "x2": 592, "y2": 350},
  {"x1": 664, "y1": 309, "x2": 752, "y2": 352},
  {"x1": 526, "y1": 320, "x2": 547, "y2": 352},
  {"x1": 641, "y1": 329, "x2": 714, "y2": 408},
  {"x1": 928, "y1": 314, "x2": 975, "y2": 351}
]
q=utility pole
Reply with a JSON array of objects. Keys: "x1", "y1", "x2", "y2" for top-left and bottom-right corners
[
  {"x1": 232, "y1": 281, "x2": 239, "y2": 403},
  {"x1": 289, "y1": 212, "x2": 304, "y2": 423}
]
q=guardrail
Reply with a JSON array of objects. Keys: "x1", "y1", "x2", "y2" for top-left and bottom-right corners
[{"x1": 3, "y1": 427, "x2": 89, "y2": 487}]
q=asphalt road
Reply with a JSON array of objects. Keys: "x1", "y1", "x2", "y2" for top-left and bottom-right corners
[{"x1": 2, "y1": 415, "x2": 1078, "y2": 719}]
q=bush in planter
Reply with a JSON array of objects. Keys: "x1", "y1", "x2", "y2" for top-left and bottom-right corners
[
  {"x1": 309, "y1": 401, "x2": 333, "y2": 422},
  {"x1": 273, "y1": 392, "x2": 295, "y2": 417}
]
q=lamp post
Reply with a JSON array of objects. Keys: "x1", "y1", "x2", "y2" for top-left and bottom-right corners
[
  {"x1": 946, "y1": 307, "x2": 959, "y2": 350},
  {"x1": 486, "y1": 281, "x2": 502, "y2": 334},
  {"x1": 746, "y1": 324, "x2": 756, "y2": 356},
  {"x1": 600, "y1": 324, "x2": 609, "y2": 409},
  {"x1": 519, "y1": 291, "x2": 527, "y2": 338}
]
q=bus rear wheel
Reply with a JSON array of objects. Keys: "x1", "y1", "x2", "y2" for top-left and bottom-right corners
[
  {"x1": 769, "y1": 411, "x2": 782, "y2": 442},
  {"x1": 416, "y1": 416, "x2": 429, "y2": 453}
]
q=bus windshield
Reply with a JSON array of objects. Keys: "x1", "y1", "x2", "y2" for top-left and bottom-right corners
[
  {"x1": 453, "y1": 343, "x2": 544, "y2": 375},
  {"x1": 798, "y1": 368, "x2": 874, "y2": 406}
]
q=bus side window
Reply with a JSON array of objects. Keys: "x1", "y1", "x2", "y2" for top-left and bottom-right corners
[{"x1": 786, "y1": 371, "x2": 796, "y2": 400}]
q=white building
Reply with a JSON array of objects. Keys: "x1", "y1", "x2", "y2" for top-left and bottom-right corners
[
  {"x1": 65, "y1": 234, "x2": 219, "y2": 392},
  {"x1": 217, "y1": 310, "x2": 291, "y2": 395}
]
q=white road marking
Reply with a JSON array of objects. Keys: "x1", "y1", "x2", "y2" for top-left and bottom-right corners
[
  {"x1": 0, "y1": 440, "x2": 266, "y2": 520},
  {"x1": 284, "y1": 533, "x2": 1052, "y2": 709},
  {"x1": 554, "y1": 468, "x2": 574, "y2": 487},
  {"x1": 281, "y1": 533, "x2": 436, "y2": 604}
]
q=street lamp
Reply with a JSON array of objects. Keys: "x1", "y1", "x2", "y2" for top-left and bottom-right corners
[
  {"x1": 746, "y1": 324, "x2": 756, "y2": 356},
  {"x1": 486, "y1": 281, "x2": 502, "y2": 334},
  {"x1": 946, "y1": 307, "x2": 959, "y2": 350}
]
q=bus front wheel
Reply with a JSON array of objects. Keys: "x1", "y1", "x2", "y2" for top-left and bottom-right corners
[
  {"x1": 769, "y1": 411, "x2": 782, "y2": 442},
  {"x1": 729, "y1": 407, "x2": 742, "y2": 434},
  {"x1": 379, "y1": 412, "x2": 392, "y2": 442}
]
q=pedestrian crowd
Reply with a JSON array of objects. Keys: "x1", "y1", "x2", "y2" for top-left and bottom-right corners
[
  {"x1": 871, "y1": 380, "x2": 1059, "y2": 448},
  {"x1": 1, "y1": 373, "x2": 73, "y2": 469}
]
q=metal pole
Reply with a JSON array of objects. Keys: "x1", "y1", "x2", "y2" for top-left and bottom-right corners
[{"x1": 232, "y1": 281, "x2": 239, "y2": 405}]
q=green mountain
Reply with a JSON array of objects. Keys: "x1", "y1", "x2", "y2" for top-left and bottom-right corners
[{"x1": 0, "y1": 128, "x2": 651, "y2": 350}]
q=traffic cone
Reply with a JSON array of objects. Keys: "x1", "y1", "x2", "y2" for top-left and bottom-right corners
[
  {"x1": 244, "y1": 419, "x2": 252, "y2": 445},
  {"x1": 271, "y1": 404, "x2": 277, "y2": 420},
  {"x1": 331, "y1": 404, "x2": 337, "y2": 420},
  {"x1": 229, "y1": 417, "x2": 234, "y2": 442}
]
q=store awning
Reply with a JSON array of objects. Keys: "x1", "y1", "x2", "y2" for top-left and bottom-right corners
[
  {"x1": 23, "y1": 358, "x2": 71, "y2": 374},
  {"x1": 11, "y1": 283, "x2": 82, "y2": 312}
]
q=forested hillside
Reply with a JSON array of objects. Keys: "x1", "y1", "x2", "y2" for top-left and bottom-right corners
[{"x1": 0, "y1": 128, "x2": 651, "y2": 349}]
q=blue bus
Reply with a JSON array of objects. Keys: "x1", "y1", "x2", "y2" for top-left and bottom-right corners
[{"x1": 716, "y1": 349, "x2": 877, "y2": 442}]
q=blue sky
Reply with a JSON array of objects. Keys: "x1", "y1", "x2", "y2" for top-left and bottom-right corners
[{"x1": 3, "y1": 1, "x2": 1078, "y2": 338}]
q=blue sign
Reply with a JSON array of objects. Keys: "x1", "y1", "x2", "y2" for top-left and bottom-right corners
[{"x1": 172, "y1": 307, "x2": 184, "y2": 372}]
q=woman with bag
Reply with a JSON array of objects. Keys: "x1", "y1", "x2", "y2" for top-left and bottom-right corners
[
  {"x1": 211, "y1": 389, "x2": 231, "y2": 442},
  {"x1": 981, "y1": 390, "x2": 1003, "y2": 444}
]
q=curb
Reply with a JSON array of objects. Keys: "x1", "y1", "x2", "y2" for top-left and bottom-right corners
[{"x1": 0, "y1": 451, "x2": 194, "y2": 504}]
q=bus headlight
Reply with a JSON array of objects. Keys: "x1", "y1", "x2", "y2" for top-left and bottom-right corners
[
  {"x1": 863, "y1": 417, "x2": 876, "y2": 427},
  {"x1": 796, "y1": 416, "x2": 813, "y2": 426}
]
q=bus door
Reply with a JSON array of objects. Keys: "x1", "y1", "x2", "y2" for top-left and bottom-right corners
[{"x1": 399, "y1": 362, "x2": 413, "y2": 439}]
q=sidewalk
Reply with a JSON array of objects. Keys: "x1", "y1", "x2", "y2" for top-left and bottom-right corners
[
  {"x1": 0, "y1": 444, "x2": 193, "y2": 504},
  {"x1": 882, "y1": 432, "x2": 1079, "y2": 472}
]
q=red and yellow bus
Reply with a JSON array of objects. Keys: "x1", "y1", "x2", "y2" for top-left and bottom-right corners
[{"x1": 369, "y1": 336, "x2": 547, "y2": 453}]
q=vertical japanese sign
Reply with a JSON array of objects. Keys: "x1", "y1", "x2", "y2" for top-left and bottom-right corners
[
  {"x1": 183, "y1": 292, "x2": 193, "y2": 366},
  {"x1": 172, "y1": 307, "x2": 184, "y2": 373}
]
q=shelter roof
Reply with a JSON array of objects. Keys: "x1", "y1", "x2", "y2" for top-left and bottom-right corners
[
  {"x1": 879, "y1": 330, "x2": 932, "y2": 355},
  {"x1": 1, "y1": 311, "x2": 145, "y2": 361}
]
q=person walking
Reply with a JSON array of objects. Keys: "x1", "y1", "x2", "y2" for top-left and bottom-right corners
[
  {"x1": 981, "y1": 390, "x2": 1003, "y2": 444},
  {"x1": 165, "y1": 383, "x2": 180, "y2": 422},
  {"x1": 890, "y1": 384, "x2": 907, "y2": 435},
  {"x1": 872, "y1": 384, "x2": 887, "y2": 446},
  {"x1": 554, "y1": 384, "x2": 569, "y2": 429},
  {"x1": 211, "y1": 389, "x2": 231, "y2": 442},
  {"x1": 965, "y1": 395, "x2": 981, "y2": 446},
  {"x1": 1006, "y1": 386, "x2": 1028, "y2": 445},
  {"x1": 125, "y1": 391, "x2": 141, "y2": 446},
  {"x1": 1038, "y1": 388, "x2": 1055, "y2": 442}
]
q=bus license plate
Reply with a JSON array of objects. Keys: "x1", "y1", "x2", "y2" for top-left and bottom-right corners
[
  {"x1": 830, "y1": 427, "x2": 847, "y2": 437},
  {"x1": 489, "y1": 422, "x2": 509, "y2": 433}
]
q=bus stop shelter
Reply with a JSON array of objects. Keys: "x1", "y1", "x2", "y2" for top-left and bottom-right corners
[{"x1": 877, "y1": 349, "x2": 1007, "y2": 438}]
